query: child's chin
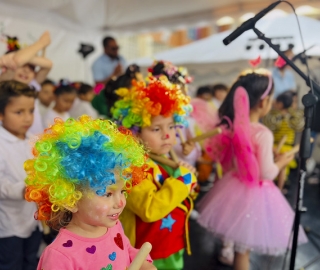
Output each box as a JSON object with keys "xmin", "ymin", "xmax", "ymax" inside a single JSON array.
[{"xmin": 155, "ymin": 149, "xmax": 170, "ymax": 156}]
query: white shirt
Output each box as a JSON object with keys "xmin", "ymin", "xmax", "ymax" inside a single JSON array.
[
  {"xmin": 0, "ymin": 126, "xmax": 39, "ymax": 238},
  {"xmin": 43, "ymin": 108, "xmax": 70, "ymax": 128},
  {"xmin": 28, "ymin": 80, "xmax": 44, "ymax": 135},
  {"xmin": 209, "ymin": 98, "xmax": 222, "ymax": 110},
  {"xmin": 37, "ymin": 99, "xmax": 49, "ymax": 118},
  {"xmin": 69, "ymin": 98, "xmax": 98, "ymax": 119},
  {"xmin": 29, "ymin": 100, "xmax": 44, "ymax": 135}
]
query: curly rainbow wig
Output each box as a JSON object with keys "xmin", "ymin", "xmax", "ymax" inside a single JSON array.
[
  {"xmin": 112, "ymin": 77, "xmax": 192, "ymax": 129},
  {"xmin": 24, "ymin": 115, "xmax": 147, "ymax": 221}
]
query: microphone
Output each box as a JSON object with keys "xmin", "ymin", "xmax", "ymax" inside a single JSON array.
[{"xmin": 223, "ymin": 1, "xmax": 282, "ymax": 46}]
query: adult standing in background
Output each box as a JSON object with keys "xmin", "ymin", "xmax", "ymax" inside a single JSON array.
[
  {"xmin": 92, "ymin": 36, "xmax": 126, "ymax": 85},
  {"xmin": 272, "ymin": 48, "xmax": 297, "ymax": 98}
]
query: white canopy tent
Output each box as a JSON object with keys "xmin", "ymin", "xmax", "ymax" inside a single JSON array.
[
  {"xmin": 132, "ymin": 15, "xmax": 320, "ymax": 96},
  {"xmin": 133, "ymin": 15, "xmax": 320, "ymax": 66},
  {"xmin": 0, "ymin": 0, "xmax": 260, "ymax": 31},
  {"xmin": 0, "ymin": 1, "xmax": 319, "ymax": 86}
]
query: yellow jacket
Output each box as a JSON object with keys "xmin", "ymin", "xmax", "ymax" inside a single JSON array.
[{"xmin": 120, "ymin": 158, "xmax": 197, "ymax": 259}]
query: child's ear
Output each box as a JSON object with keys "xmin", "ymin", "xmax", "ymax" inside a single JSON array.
[
  {"xmin": 0, "ymin": 113, "xmax": 3, "ymax": 122},
  {"xmin": 258, "ymin": 99, "xmax": 264, "ymax": 109},
  {"xmin": 260, "ymin": 96, "xmax": 269, "ymax": 108}
]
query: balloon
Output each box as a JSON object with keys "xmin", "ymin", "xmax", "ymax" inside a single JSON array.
[{"xmin": 78, "ymin": 43, "xmax": 94, "ymax": 58}]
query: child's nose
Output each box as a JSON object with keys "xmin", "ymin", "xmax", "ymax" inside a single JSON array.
[{"xmin": 114, "ymin": 196, "xmax": 124, "ymax": 209}]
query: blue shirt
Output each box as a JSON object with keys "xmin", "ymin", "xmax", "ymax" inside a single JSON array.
[
  {"xmin": 92, "ymin": 54, "xmax": 126, "ymax": 82},
  {"xmin": 272, "ymin": 68, "xmax": 296, "ymax": 98}
]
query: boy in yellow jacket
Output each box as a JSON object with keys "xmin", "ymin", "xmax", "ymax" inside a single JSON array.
[{"xmin": 113, "ymin": 77, "xmax": 197, "ymax": 270}]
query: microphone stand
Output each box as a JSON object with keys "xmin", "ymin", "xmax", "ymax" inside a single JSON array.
[{"xmin": 252, "ymin": 27, "xmax": 318, "ymax": 270}]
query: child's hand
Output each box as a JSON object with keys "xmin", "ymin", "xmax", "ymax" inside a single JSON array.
[
  {"xmin": 139, "ymin": 261, "xmax": 157, "ymax": 270},
  {"xmin": 0, "ymin": 52, "xmax": 17, "ymax": 71},
  {"xmin": 38, "ymin": 31, "xmax": 51, "ymax": 48},
  {"xmin": 178, "ymin": 160, "xmax": 197, "ymax": 175},
  {"xmin": 275, "ymin": 153, "xmax": 294, "ymax": 170},
  {"xmin": 112, "ymin": 63, "xmax": 122, "ymax": 77},
  {"xmin": 182, "ymin": 141, "xmax": 195, "ymax": 156}
]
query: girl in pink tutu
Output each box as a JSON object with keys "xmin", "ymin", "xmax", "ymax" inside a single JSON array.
[{"xmin": 197, "ymin": 69, "xmax": 308, "ymax": 270}]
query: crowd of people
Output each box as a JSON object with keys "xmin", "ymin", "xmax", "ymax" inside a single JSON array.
[{"xmin": 0, "ymin": 31, "xmax": 315, "ymax": 270}]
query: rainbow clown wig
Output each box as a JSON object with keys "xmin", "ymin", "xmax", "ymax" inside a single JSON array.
[
  {"xmin": 24, "ymin": 115, "xmax": 147, "ymax": 222},
  {"xmin": 112, "ymin": 77, "xmax": 192, "ymax": 130}
]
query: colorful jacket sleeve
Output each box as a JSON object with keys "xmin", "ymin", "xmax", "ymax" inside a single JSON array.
[{"xmin": 125, "ymin": 159, "xmax": 196, "ymax": 223}]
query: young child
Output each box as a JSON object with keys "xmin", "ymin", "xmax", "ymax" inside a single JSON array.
[
  {"xmin": 209, "ymin": 83, "xmax": 228, "ymax": 110},
  {"xmin": 37, "ymin": 79, "xmax": 55, "ymax": 117},
  {"xmin": 0, "ymin": 80, "xmax": 41, "ymax": 270},
  {"xmin": 69, "ymin": 82, "xmax": 98, "ymax": 119},
  {"xmin": 43, "ymin": 79, "xmax": 76, "ymax": 127},
  {"xmin": 112, "ymin": 78, "xmax": 198, "ymax": 270},
  {"xmin": 197, "ymin": 70, "xmax": 307, "ymax": 270},
  {"xmin": 24, "ymin": 115, "xmax": 155, "ymax": 270},
  {"xmin": 148, "ymin": 60, "xmax": 200, "ymax": 166},
  {"xmin": 92, "ymin": 64, "xmax": 142, "ymax": 119},
  {"xmin": 263, "ymin": 90, "xmax": 304, "ymax": 191},
  {"xmin": 0, "ymin": 32, "xmax": 52, "ymax": 134},
  {"xmin": 196, "ymin": 85, "xmax": 214, "ymax": 101}
]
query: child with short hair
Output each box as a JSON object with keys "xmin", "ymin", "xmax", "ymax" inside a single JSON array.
[
  {"xmin": 196, "ymin": 85, "xmax": 214, "ymax": 101},
  {"xmin": 69, "ymin": 82, "xmax": 98, "ymax": 119},
  {"xmin": 37, "ymin": 79, "xmax": 55, "ymax": 117},
  {"xmin": 263, "ymin": 90, "xmax": 304, "ymax": 191},
  {"xmin": 42, "ymin": 79, "xmax": 77, "ymax": 127},
  {"xmin": 113, "ymin": 78, "xmax": 198, "ymax": 270},
  {"xmin": 0, "ymin": 80, "xmax": 41, "ymax": 270},
  {"xmin": 25, "ymin": 116, "xmax": 155, "ymax": 270},
  {"xmin": 210, "ymin": 83, "xmax": 228, "ymax": 109}
]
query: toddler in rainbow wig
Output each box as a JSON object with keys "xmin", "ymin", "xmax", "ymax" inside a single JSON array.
[{"xmin": 24, "ymin": 115, "xmax": 155, "ymax": 270}]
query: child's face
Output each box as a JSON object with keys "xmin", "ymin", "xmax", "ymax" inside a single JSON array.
[
  {"xmin": 199, "ymin": 93, "xmax": 213, "ymax": 101},
  {"xmin": 260, "ymin": 94, "xmax": 274, "ymax": 118},
  {"xmin": 214, "ymin": 90, "xmax": 227, "ymax": 102},
  {"xmin": 0, "ymin": 96, "xmax": 35, "ymax": 139},
  {"xmin": 274, "ymin": 101, "xmax": 284, "ymax": 111},
  {"xmin": 73, "ymin": 180, "xmax": 126, "ymax": 229},
  {"xmin": 38, "ymin": 84, "xmax": 55, "ymax": 107},
  {"xmin": 292, "ymin": 96, "xmax": 298, "ymax": 110},
  {"xmin": 139, "ymin": 115, "xmax": 176, "ymax": 155},
  {"xmin": 54, "ymin": 92, "xmax": 76, "ymax": 113},
  {"xmin": 79, "ymin": 90, "xmax": 94, "ymax": 102},
  {"xmin": 13, "ymin": 65, "xmax": 35, "ymax": 85}
]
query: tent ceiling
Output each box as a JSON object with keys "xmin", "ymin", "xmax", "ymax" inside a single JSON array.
[{"xmin": 0, "ymin": 0, "xmax": 272, "ymax": 30}]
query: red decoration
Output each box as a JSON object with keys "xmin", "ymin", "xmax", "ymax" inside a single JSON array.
[
  {"xmin": 275, "ymin": 56, "xmax": 287, "ymax": 68},
  {"xmin": 249, "ymin": 56, "xmax": 261, "ymax": 68},
  {"xmin": 114, "ymin": 233, "xmax": 124, "ymax": 250}
]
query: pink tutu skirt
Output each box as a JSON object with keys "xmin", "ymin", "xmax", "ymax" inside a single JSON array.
[{"xmin": 197, "ymin": 172, "xmax": 308, "ymax": 255}]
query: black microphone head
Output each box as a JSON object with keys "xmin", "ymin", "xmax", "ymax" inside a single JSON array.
[{"xmin": 223, "ymin": 37, "xmax": 230, "ymax": 46}]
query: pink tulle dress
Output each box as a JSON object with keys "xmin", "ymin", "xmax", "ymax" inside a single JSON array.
[{"xmin": 197, "ymin": 87, "xmax": 308, "ymax": 255}]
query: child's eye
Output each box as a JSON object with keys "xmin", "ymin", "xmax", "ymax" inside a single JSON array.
[
  {"xmin": 15, "ymin": 111, "xmax": 22, "ymax": 115},
  {"xmin": 121, "ymin": 190, "xmax": 128, "ymax": 198},
  {"xmin": 169, "ymin": 125, "xmax": 175, "ymax": 129},
  {"xmin": 152, "ymin": 128, "xmax": 160, "ymax": 132},
  {"xmin": 103, "ymin": 192, "xmax": 112, "ymax": 198}
]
